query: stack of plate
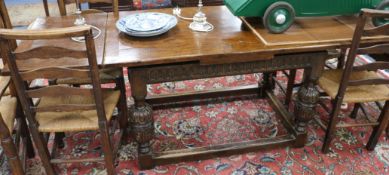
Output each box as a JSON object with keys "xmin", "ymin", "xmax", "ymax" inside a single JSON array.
[{"xmin": 116, "ymin": 12, "xmax": 177, "ymax": 37}]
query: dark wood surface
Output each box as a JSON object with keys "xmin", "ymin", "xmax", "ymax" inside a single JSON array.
[
  {"xmin": 13, "ymin": 6, "xmax": 389, "ymax": 69},
  {"xmin": 242, "ymin": 16, "xmax": 389, "ymax": 47},
  {"xmin": 104, "ymin": 6, "xmax": 269, "ymax": 68},
  {"xmin": 103, "ymin": 6, "xmax": 389, "ymax": 68}
]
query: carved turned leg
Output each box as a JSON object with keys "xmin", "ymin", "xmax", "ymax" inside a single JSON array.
[
  {"xmin": 294, "ymin": 81, "xmax": 319, "ymax": 147},
  {"xmin": 294, "ymin": 55, "xmax": 325, "ymax": 147},
  {"xmin": 128, "ymin": 69, "xmax": 154, "ymax": 170}
]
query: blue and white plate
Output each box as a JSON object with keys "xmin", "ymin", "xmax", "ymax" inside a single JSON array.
[
  {"xmin": 116, "ymin": 13, "xmax": 177, "ymax": 37},
  {"xmin": 124, "ymin": 12, "xmax": 170, "ymax": 32}
]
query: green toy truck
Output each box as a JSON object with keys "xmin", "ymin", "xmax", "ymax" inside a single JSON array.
[{"xmin": 224, "ymin": 0, "xmax": 389, "ymax": 33}]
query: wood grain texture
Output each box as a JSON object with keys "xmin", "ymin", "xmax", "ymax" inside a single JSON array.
[
  {"xmin": 16, "ymin": 6, "xmax": 389, "ymax": 69},
  {"xmin": 241, "ymin": 15, "xmax": 389, "ymax": 47},
  {"xmin": 3, "ymin": 13, "xmax": 107, "ymax": 74},
  {"xmin": 14, "ymin": 46, "xmax": 87, "ymax": 60},
  {"xmin": 20, "ymin": 67, "xmax": 89, "ymax": 81}
]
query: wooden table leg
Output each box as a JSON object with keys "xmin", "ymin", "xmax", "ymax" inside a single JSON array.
[
  {"xmin": 293, "ymin": 56, "xmax": 326, "ymax": 147},
  {"xmin": 128, "ymin": 68, "xmax": 154, "ymax": 170}
]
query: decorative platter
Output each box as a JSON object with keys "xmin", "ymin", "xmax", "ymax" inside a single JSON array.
[{"xmin": 116, "ymin": 12, "xmax": 177, "ymax": 37}]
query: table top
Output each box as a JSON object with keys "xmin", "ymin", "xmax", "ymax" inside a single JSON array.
[
  {"xmin": 105, "ymin": 6, "xmax": 389, "ymax": 68},
  {"xmin": 242, "ymin": 16, "xmax": 389, "ymax": 47},
  {"xmin": 12, "ymin": 6, "xmax": 389, "ymax": 70},
  {"xmin": 104, "ymin": 6, "xmax": 270, "ymax": 67}
]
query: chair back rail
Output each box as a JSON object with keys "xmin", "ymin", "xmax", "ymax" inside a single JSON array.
[
  {"xmin": 336, "ymin": 9, "xmax": 389, "ymax": 98},
  {"xmin": 14, "ymin": 46, "xmax": 87, "ymax": 60},
  {"xmin": 363, "ymin": 23, "xmax": 389, "ymax": 36},
  {"xmin": 58, "ymin": 0, "xmax": 119, "ymax": 18},
  {"xmin": 0, "ymin": 25, "xmax": 107, "ymax": 122},
  {"xmin": 357, "ymin": 44, "xmax": 389, "ymax": 55}
]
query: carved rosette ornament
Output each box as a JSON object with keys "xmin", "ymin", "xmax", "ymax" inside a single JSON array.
[
  {"xmin": 130, "ymin": 103, "xmax": 154, "ymax": 154},
  {"xmin": 294, "ymin": 83, "xmax": 319, "ymax": 133}
]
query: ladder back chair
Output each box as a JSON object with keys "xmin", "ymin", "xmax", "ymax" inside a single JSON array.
[
  {"xmin": 57, "ymin": 0, "xmax": 119, "ymax": 18},
  {"xmin": 0, "ymin": 26, "xmax": 128, "ymax": 175},
  {"xmin": 0, "ymin": 75, "xmax": 35, "ymax": 175},
  {"xmin": 318, "ymin": 9, "xmax": 389, "ymax": 153}
]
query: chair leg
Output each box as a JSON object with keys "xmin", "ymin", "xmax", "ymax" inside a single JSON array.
[
  {"xmin": 29, "ymin": 127, "xmax": 56, "ymax": 175},
  {"xmin": 55, "ymin": 132, "xmax": 65, "ymax": 149},
  {"xmin": 116, "ymin": 77, "xmax": 129, "ymax": 144},
  {"xmin": 16, "ymin": 101, "xmax": 35, "ymax": 158},
  {"xmin": 100, "ymin": 125, "xmax": 116, "ymax": 175},
  {"xmin": 386, "ymin": 124, "xmax": 389, "ymax": 138},
  {"xmin": 0, "ymin": 116, "xmax": 24, "ymax": 175},
  {"xmin": 322, "ymin": 98, "xmax": 343, "ymax": 153},
  {"xmin": 350, "ymin": 103, "xmax": 361, "ymax": 119},
  {"xmin": 366, "ymin": 101, "xmax": 389, "ymax": 150},
  {"xmin": 20, "ymin": 118, "xmax": 35, "ymax": 158},
  {"xmin": 285, "ymin": 69, "xmax": 297, "ymax": 107}
]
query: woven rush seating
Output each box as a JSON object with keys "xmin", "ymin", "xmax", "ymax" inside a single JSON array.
[
  {"xmin": 36, "ymin": 89, "xmax": 120, "ymax": 132},
  {"xmin": 319, "ymin": 69, "xmax": 389, "ymax": 103}
]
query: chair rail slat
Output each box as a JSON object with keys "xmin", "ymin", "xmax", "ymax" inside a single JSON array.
[
  {"xmin": 361, "ymin": 8, "xmax": 389, "ymax": 17},
  {"xmin": 357, "ymin": 44, "xmax": 389, "ymax": 55},
  {"xmin": 32, "ymin": 104, "xmax": 96, "ymax": 112},
  {"xmin": 348, "ymin": 78, "xmax": 389, "ymax": 86},
  {"xmin": 14, "ymin": 46, "xmax": 87, "ymax": 60},
  {"xmin": 363, "ymin": 23, "xmax": 389, "ymax": 36},
  {"xmin": 20, "ymin": 67, "xmax": 90, "ymax": 81},
  {"xmin": 26, "ymin": 85, "xmax": 93, "ymax": 98},
  {"xmin": 353, "ymin": 62, "xmax": 389, "ymax": 72},
  {"xmin": 0, "ymin": 25, "xmax": 91, "ymax": 40}
]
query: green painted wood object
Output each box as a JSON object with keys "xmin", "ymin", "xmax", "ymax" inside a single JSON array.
[{"xmin": 225, "ymin": 0, "xmax": 389, "ymax": 33}]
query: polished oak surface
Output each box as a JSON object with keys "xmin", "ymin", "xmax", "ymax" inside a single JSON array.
[
  {"xmin": 11, "ymin": 6, "xmax": 389, "ymax": 70},
  {"xmin": 104, "ymin": 6, "xmax": 268, "ymax": 68},
  {"xmin": 242, "ymin": 15, "xmax": 389, "ymax": 47},
  {"xmin": 104, "ymin": 6, "xmax": 389, "ymax": 68}
]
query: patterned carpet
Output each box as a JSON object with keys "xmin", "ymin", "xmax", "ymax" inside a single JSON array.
[{"xmin": 0, "ymin": 56, "xmax": 388, "ymax": 175}]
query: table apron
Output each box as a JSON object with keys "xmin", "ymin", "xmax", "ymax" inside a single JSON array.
[{"xmin": 128, "ymin": 51, "xmax": 329, "ymax": 84}]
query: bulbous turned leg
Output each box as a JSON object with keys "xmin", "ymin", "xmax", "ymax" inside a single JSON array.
[
  {"xmin": 294, "ymin": 82, "xmax": 319, "ymax": 147},
  {"xmin": 130, "ymin": 103, "xmax": 154, "ymax": 169},
  {"xmin": 128, "ymin": 68, "xmax": 154, "ymax": 170}
]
